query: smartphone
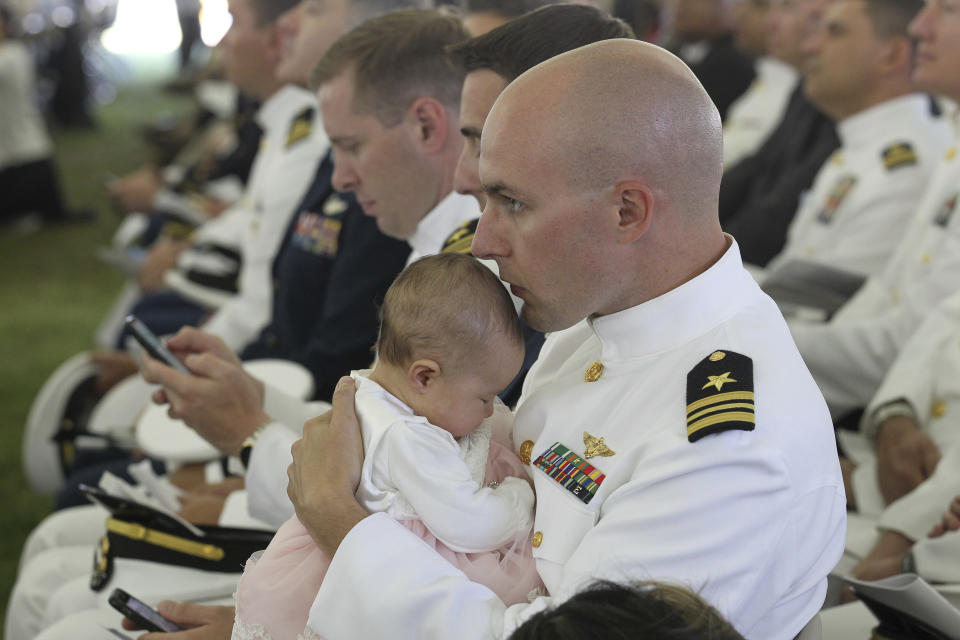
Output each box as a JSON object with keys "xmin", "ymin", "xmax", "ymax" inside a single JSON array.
[
  {"xmin": 108, "ymin": 588, "xmax": 183, "ymax": 633},
  {"xmin": 124, "ymin": 315, "xmax": 190, "ymax": 374}
]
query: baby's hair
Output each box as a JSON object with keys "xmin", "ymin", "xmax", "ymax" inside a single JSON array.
[{"xmin": 378, "ymin": 253, "xmax": 523, "ymax": 370}]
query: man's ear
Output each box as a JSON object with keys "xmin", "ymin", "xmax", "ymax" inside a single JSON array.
[
  {"xmin": 407, "ymin": 359, "xmax": 441, "ymax": 391},
  {"xmin": 406, "ymin": 97, "xmax": 449, "ymax": 152},
  {"xmin": 612, "ymin": 181, "xmax": 654, "ymax": 244},
  {"xmin": 880, "ymin": 36, "xmax": 913, "ymax": 75}
]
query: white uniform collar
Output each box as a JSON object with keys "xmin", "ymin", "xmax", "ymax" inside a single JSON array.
[
  {"xmin": 587, "ymin": 236, "xmax": 756, "ymax": 363},
  {"xmin": 254, "ymin": 84, "xmax": 316, "ymax": 131},
  {"xmin": 406, "ymin": 191, "xmax": 481, "ymax": 262},
  {"xmin": 756, "ymin": 57, "xmax": 798, "ymax": 87},
  {"xmin": 837, "ymin": 93, "xmax": 930, "ymax": 150}
]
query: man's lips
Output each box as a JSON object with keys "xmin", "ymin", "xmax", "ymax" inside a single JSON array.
[{"xmin": 509, "ymin": 283, "xmax": 527, "ymax": 298}]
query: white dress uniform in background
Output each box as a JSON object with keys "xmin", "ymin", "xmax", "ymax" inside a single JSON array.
[
  {"xmin": 244, "ymin": 190, "xmax": 480, "ymax": 526},
  {"xmin": 837, "ymin": 289, "xmax": 960, "ymax": 516},
  {"xmin": 199, "ymin": 84, "xmax": 328, "ymax": 352},
  {"xmin": 305, "ymin": 239, "xmax": 846, "ymax": 640},
  {"xmin": 765, "ymin": 93, "xmax": 950, "ymax": 278},
  {"xmin": 722, "ymin": 57, "xmax": 798, "ymax": 169},
  {"xmin": 789, "ymin": 127, "xmax": 960, "ymax": 417}
]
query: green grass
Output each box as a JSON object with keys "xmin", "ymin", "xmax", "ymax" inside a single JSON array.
[{"xmin": 0, "ymin": 62, "xmax": 192, "ymax": 629}]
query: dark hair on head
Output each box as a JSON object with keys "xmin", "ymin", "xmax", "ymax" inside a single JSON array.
[
  {"xmin": 248, "ymin": 0, "xmax": 300, "ymax": 25},
  {"xmin": 861, "ymin": 0, "xmax": 924, "ymax": 39},
  {"xmin": 310, "ymin": 9, "xmax": 470, "ymax": 125},
  {"xmin": 348, "ymin": 0, "xmax": 435, "ymax": 26},
  {"xmin": 377, "ymin": 253, "xmax": 524, "ymax": 370},
  {"xmin": 447, "ymin": 4, "xmax": 635, "ymax": 82},
  {"xmin": 461, "ymin": 0, "xmax": 559, "ymax": 18},
  {"xmin": 508, "ymin": 580, "xmax": 746, "ymax": 640}
]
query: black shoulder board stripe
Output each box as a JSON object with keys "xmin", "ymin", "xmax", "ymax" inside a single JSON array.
[
  {"xmin": 441, "ymin": 218, "xmax": 478, "ymax": 255},
  {"xmin": 686, "ymin": 350, "xmax": 755, "ymax": 442}
]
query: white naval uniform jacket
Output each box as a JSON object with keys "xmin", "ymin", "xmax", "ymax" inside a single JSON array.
[
  {"xmin": 242, "ymin": 191, "xmax": 480, "ymax": 527},
  {"xmin": 303, "ymin": 239, "xmax": 847, "ymax": 640},
  {"xmin": 201, "ymin": 85, "xmax": 328, "ymax": 351},
  {"xmin": 845, "ymin": 290, "xmax": 960, "ymax": 516},
  {"xmin": 767, "ymin": 93, "xmax": 950, "ymax": 279},
  {"xmin": 789, "ymin": 136, "xmax": 960, "ymax": 417}
]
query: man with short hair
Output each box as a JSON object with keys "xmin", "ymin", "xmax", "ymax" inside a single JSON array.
[
  {"xmin": 719, "ymin": 0, "xmax": 841, "ymax": 266},
  {"xmin": 762, "ymin": 0, "xmax": 949, "ymax": 279},
  {"xmin": 786, "ymin": 0, "xmax": 960, "ymax": 423},
  {"xmin": 281, "ymin": 39, "xmax": 844, "ymax": 640},
  {"xmin": 459, "ymin": 0, "xmax": 560, "ymax": 35}
]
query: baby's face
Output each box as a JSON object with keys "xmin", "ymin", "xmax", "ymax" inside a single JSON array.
[{"xmin": 418, "ymin": 334, "xmax": 525, "ymax": 438}]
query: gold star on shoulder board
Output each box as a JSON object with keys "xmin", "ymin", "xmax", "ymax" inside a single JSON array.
[
  {"xmin": 583, "ymin": 432, "xmax": 615, "ymax": 459},
  {"xmin": 702, "ymin": 372, "xmax": 736, "ymax": 391}
]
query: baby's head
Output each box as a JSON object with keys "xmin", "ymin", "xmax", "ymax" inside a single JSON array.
[{"xmin": 375, "ymin": 253, "xmax": 525, "ymax": 437}]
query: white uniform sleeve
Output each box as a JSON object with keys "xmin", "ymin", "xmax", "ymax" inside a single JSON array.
[
  {"xmin": 245, "ymin": 422, "xmax": 298, "ymax": 527},
  {"xmin": 879, "ymin": 441, "xmax": 960, "ymax": 541},
  {"xmin": 384, "ymin": 422, "xmax": 534, "ymax": 553}
]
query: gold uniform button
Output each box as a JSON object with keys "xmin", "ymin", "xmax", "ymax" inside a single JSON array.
[
  {"xmin": 519, "ymin": 440, "xmax": 535, "ymax": 466},
  {"xmin": 932, "ymin": 400, "xmax": 946, "ymax": 418},
  {"xmin": 947, "ymin": 148, "xmax": 957, "ymax": 161},
  {"xmin": 709, "ymin": 351, "xmax": 726, "ymax": 362},
  {"xmin": 584, "ymin": 361, "xmax": 604, "ymax": 382},
  {"xmin": 532, "ymin": 531, "xmax": 543, "ymax": 548},
  {"xmin": 922, "ymin": 253, "xmax": 931, "ymax": 264}
]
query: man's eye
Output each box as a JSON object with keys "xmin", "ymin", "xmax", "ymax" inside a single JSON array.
[{"xmin": 506, "ymin": 197, "xmax": 525, "ymax": 213}]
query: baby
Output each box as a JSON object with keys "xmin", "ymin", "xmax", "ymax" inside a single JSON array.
[{"xmin": 233, "ymin": 253, "xmax": 540, "ymax": 640}]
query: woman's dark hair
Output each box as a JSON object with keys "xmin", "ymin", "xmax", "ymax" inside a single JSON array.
[{"xmin": 509, "ymin": 580, "xmax": 746, "ymax": 640}]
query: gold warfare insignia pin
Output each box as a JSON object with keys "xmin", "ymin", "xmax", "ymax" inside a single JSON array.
[
  {"xmin": 323, "ymin": 195, "xmax": 348, "ymax": 216},
  {"xmin": 584, "ymin": 361, "xmax": 604, "ymax": 382},
  {"xmin": 583, "ymin": 432, "xmax": 615, "ymax": 459},
  {"xmin": 686, "ymin": 350, "xmax": 755, "ymax": 442},
  {"xmin": 519, "ymin": 440, "xmax": 535, "ymax": 465},
  {"xmin": 882, "ymin": 142, "xmax": 918, "ymax": 171},
  {"xmin": 286, "ymin": 107, "xmax": 315, "ymax": 148},
  {"xmin": 441, "ymin": 219, "xmax": 478, "ymax": 255}
]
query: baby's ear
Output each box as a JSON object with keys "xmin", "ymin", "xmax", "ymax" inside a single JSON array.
[{"xmin": 408, "ymin": 359, "xmax": 441, "ymax": 391}]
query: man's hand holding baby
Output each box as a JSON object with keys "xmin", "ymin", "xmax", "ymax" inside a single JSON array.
[{"xmin": 287, "ymin": 376, "xmax": 369, "ymax": 556}]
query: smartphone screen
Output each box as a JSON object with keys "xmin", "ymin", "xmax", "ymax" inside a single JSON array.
[
  {"xmin": 109, "ymin": 588, "xmax": 183, "ymax": 633},
  {"xmin": 124, "ymin": 315, "xmax": 190, "ymax": 374}
]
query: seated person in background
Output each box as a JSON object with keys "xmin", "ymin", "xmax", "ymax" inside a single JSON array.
[
  {"xmin": 784, "ymin": 0, "xmax": 960, "ymax": 420},
  {"xmin": 668, "ymin": 0, "xmax": 756, "ymax": 121},
  {"xmin": 841, "ymin": 288, "xmax": 960, "ymax": 516},
  {"xmin": 508, "ymin": 580, "xmax": 745, "ymax": 640},
  {"xmin": 759, "ymin": 0, "xmax": 949, "ymax": 280},
  {"xmin": 234, "ymin": 254, "xmax": 540, "ymax": 640},
  {"xmin": 719, "ymin": 0, "xmax": 840, "ymax": 267},
  {"xmin": 721, "ymin": 0, "xmax": 799, "ymax": 168}
]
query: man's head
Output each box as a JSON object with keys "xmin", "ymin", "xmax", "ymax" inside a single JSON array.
[
  {"xmin": 376, "ymin": 253, "xmax": 525, "ymax": 437},
  {"xmin": 221, "ymin": 0, "xmax": 299, "ymax": 99},
  {"xmin": 447, "ymin": 4, "xmax": 635, "ymax": 204},
  {"xmin": 276, "ymin": 0, "xmax": 431, "ymax": 86},
  {"xmin": 733, "ymin": 0, "xmax": 772, "ymax": 56},
  {"xmin": 802, "ymin": 0, "xmax": 922, "ymax": 120},
  {"xmin": 765, "ymin": 0, "xmax": 829, "ymax": 69},
  {"xmin": 312, "ymin": 10, "xmax": 470, "ymax": 239},
  {"xmin": 460, "ymin": 0, "xmax": 561, "ymax": 35},
  {"xmin": 473, "ymin": 39, "xmax": 725, "ymax": 332},
  {"xmin": 909, "ymin": 0, "xmax": 960, "ymax": 100}
]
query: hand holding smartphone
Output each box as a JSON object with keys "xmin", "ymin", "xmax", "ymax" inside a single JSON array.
[
  {"xmin": 108, "ymin": 588, "xmax": 183, "ymax": 633},
  {"xmin": 124, "ymin": 315, "xmax": 190, "ymax": 374}
]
